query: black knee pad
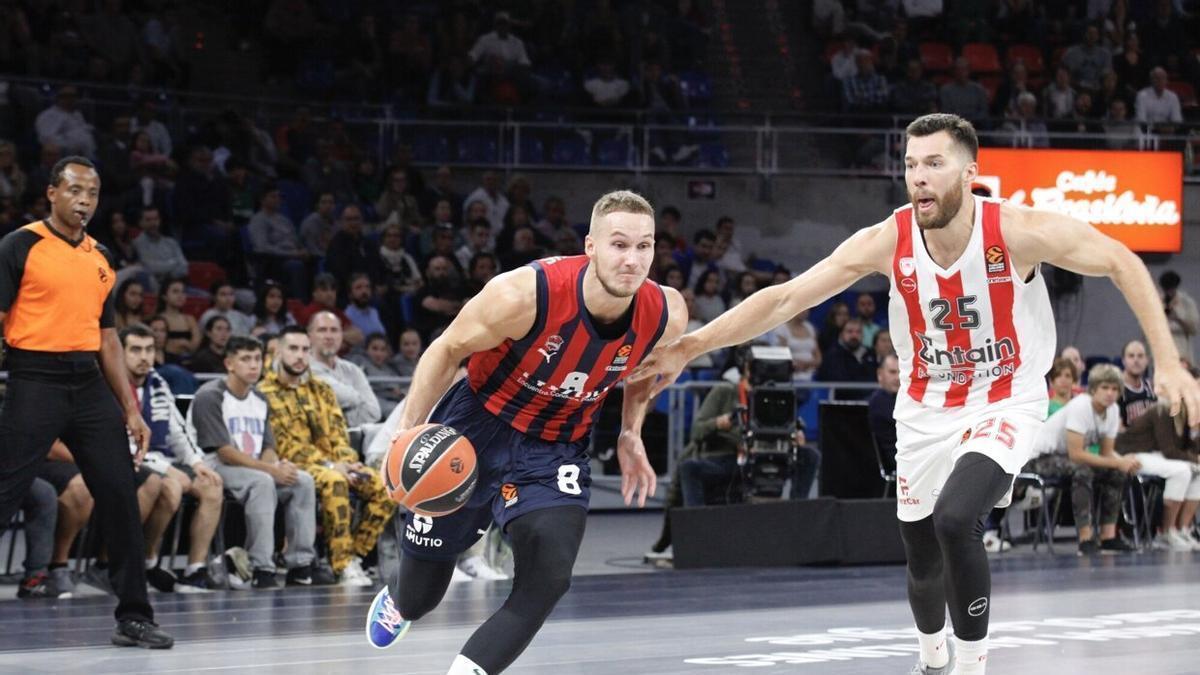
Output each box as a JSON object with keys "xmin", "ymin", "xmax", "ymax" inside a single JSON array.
[
  {"xmin": 933, "ymin": 452, "xmax": 1012, "ymax": 545},
  {"xmin": 508, "ymin": 506, "xmax": 586, "ymax": 612},
  {"xmin": 395, "ymin": 554, "xmax": 456, "ymax": 621},
  {"xmin": 932, "ymin": 498, "xmax": 983, "ymax": 546},
  {"xmin": 899, "ymin": 517, "xmax": 942, "ymax": 579}
]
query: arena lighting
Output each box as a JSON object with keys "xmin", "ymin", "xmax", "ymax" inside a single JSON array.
[{"xmin": 975, "ymin": 148, "xmax": 1183, "ymax": 253}]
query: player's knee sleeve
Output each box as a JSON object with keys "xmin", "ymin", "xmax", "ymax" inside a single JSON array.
[
  {"xmin": 508, "ymin": 506, "xmax": 586, "ymax": 614},
  {"xmin": 932, "ymin": 498, "xmax": 982, "ymax": 546},
  {"xmin": 934, "ymin": 452, "xmax": 1012, "ymax": 547},
  {"xmin": 899, "ymin": 517, "xmax": 941, "ymax": 580},
  {"xmin": 395, "ymin": 554, "xmax": 456, "ymax": 621}
]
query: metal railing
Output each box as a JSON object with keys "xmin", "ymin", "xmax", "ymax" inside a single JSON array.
[{"xmin": 8, "ymin": 75, "xmax": 1198, "ymax": 182}]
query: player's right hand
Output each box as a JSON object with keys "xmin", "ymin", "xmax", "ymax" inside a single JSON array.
[
  {"xmin": 629, "ymin": 339, "xmax": 690, "ymax": 399},
  {"xmin": 1154, "ymin": 363, "xmax": 1200, "ymax": 430}
]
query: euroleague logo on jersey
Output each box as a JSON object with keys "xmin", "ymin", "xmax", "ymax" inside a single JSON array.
[
  {"xmin": 608, "ymin": 344, "xmax": 634, "ymax": 372},
  {"xmin": 985, "ymin": 245, "xmax": 1007, "ymax": 275},
  {"xmin": 502, "ymin": 483, "xmax": 519, "ymax": 507},
  {"xmin": 538, "ymin": 334, "xmax": 565, "ymax": 363}
]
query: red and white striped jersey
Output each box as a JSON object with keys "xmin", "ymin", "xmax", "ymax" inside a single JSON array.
[{"xmin": 888, "ymin": 196, "xmax": 1055, "ymax": 429}]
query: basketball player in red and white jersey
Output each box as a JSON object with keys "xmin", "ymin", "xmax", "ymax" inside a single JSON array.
[
  {"xmin": 365, "ymin": 190, "xmax": 687, "ymax": 674},
  {"xmin": 631, "ymin": 114, "xmax": 1200, "ymax": 675}
]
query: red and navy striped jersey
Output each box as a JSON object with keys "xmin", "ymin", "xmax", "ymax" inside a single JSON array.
[{"xmin": 467, "ymin": 255, "xmax": 670, "ymax": 442}]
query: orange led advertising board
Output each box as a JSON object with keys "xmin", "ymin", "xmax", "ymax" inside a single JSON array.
[{"xmin": 975, "ymin": 148, "xmax": 1183, "ymax": 253}]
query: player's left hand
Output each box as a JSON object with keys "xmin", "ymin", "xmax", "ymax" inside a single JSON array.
[
  {"xmin": 617, "ymin": 430, "xmax": 657, "ymax": 507},
  {"xmin": 1154, "ymin": 364, "xmax": 1200, "ymax": 429},
  {"xmin": 628, "ymin": 339, "xmax": 690, "ymax": 399},
  {"xmin": 126, "ymin": 410, "xmax": 150, "ymax": 466}
]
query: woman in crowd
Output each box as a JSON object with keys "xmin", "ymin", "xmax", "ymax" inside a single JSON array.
[
  {"xmin": 1047, "ymin": 357, "xmax": 1079, "ymax": 416},
  {"xmin": 776, "ymin": 309, "xmax": 821, "ymax": 381},
  {"xmin": 156, "ymin": 277, "xmax": 200, "ymax": 360},
  {"xmin": 187, "ymin": 315, "xmax": 232, "ymax": 374},
  {"xmin": 818, "ymin": 301, "xmax": 850, "ymax": 353},
  {"xmin": 727, "ymin": 271, "xmax": 758, "ymax": 308},
  {"xmin": 692, "ymin": 269, "xmax": 727, "ymax": 324},
  {"xmin": 114, "ymin": 278, "xmax": 147, "ymax": 331},
  {"xmin": 252, "ymin": 280, "xmax": 296, "ymax": 335}
]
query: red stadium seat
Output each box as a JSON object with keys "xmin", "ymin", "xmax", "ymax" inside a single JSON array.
[
  {"xmin": 963, "ymin": 43, "xmax": 1001, "ymax": 74},
  {"xmin": 1167, "ymin": 81, "xmax": 1197, "ymax": 107},
  {"xmin": 1006, "ymin": 44, "xmax": 1045, "ymax": 74},
  {"xmin": 187, "ymin": 261, "xmax": 226, "ymax": 292},
  {"xmin": 919, "ymin": 42, "xmax": 953, "ymax": 72},
  {"xmin": 182, "ymin": 296, "xmax": 209, "ymax": 321}
]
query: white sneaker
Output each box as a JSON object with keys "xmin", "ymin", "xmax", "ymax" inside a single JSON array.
[
  {"xmin": 449, "ymin": 566, "xmax": 473, "ymax": 584},
  {"xmin": 339, "ymin": 557, "xmax": 373, "ymax": 586},
  {"xmin": 644, "ymin": 546, "xmax": 673, "ymax": 563},
  {"xmin": 1187, "ymin": 530, "xmax": 1200, "ymax": 551},
  {"xmin": 982, "ymin": 531, "xmax": 1012, "ymax": 553},
  {"xmin": 1167, "ymin": 530, "xmax": 1197, "ymax": 552},
  {"xmin": 457, "ymin": 554, "xmax": 509, "ymax": 581}
]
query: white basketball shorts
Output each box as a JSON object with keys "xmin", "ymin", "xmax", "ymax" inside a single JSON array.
[{"xmin": 895, "ymin": 408, "xmax": 1044, "ymax": 522}]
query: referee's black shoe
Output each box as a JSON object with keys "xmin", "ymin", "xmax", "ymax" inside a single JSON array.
[{"xmin": 112, "ymin": 619, "xmax": 175, "ymax": 649}]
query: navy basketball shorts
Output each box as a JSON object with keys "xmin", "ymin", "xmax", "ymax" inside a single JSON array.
[{"xmin": 400, "ymin": 379, "xmax": 592, "ymax": 562}]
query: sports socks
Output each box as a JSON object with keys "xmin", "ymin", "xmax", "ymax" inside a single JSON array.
[
  {"xmin": 446, "ymin": 654, "xmax": 487, "ymax": 674},
  {"xmin": 955, "ymin": 635, "xmax": 988, "ymax": 674},
  {"xmin": 917, "ymin": 627, "xmax": 949, "ymax": 668}
]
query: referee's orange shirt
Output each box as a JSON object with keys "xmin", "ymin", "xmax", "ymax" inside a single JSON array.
[{"xmin": 0, "ymin": 221, "xmax": 117, "ymax": 352}]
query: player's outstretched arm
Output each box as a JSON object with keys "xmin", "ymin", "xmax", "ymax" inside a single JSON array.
[
  {"xmin": 397, "ymin": 268, "xmax": 537, "ymax": 432},
  {"xmin": 630, "ymin": 219, "xmax": 896, "ymax": 397},
  {"xmin": 1008, "ymin": 206, "xmax": 1200, "ymax": 427},
  {"xmin": 617, "ymin": 286, "xmax": 689, "ymax": 507}
]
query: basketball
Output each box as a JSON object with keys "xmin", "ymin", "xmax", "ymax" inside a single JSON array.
[{"xmin": 383, "ymin": 423, "xmax": 478, "ymax": 517}]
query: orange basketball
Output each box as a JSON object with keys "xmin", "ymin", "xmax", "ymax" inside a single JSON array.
[{"xmin": 383, "ymin": 423, "xmax": 478, "ymax": 517}]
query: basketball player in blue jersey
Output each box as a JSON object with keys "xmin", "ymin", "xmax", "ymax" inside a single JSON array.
[
  {"xmin": 631, "ymin": 114, "xmax": 1200, "ymax": 674},
  {"xmin": 366, "ymin": 190, "xmax": 687, "ymax": 674}
]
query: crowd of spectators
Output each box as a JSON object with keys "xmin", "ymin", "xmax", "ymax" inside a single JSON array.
[
  {"xmin": 816, "ymin": 1, "xmax": 1200, "ymax": 148},
  {"xmin": 246, "ymin": 0, "xmax": 711, "ymax": 110},
  {"xmin": 0, "ymin": 0, "xmax": 189, "ymax": 89}
]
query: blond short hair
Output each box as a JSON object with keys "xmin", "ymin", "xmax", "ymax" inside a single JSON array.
[
  {"xmin": 589, "ymin": 190, "xmax": 654, "ymax": 233},
  {"xmin": 1087, "ymin": 363, "xmax": 1122, "ymax": 394}
]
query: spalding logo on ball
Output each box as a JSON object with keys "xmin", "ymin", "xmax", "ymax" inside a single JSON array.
[{"xmin": 384, "ymin": 423, "xmax": 478, "ymax": 517}]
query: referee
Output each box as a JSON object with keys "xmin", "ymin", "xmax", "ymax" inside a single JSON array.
[{"xmin": 0, "ymin": 157, "xmax": 173, "ymax": 649}]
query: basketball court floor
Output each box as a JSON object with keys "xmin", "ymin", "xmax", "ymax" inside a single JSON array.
[{"xmin": 1, "ymin": 512, "xmax": 1198, "ymax": 674}]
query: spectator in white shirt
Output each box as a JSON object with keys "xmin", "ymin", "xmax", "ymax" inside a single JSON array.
[
  {"xmin": 1135, "ymin": 67, "xmax": 1183, "ymax": 128},
  {"xmin": 584, "ymin": 59, "xmax": 631, "ymax": 107},
  {"xmin": 830, "ymin": 36, "xmax": 859, "ymax": 82},
  {"xmin": 34, "ymin": 86, "xmax": 96, "ymax": 158},
  {"xmin": 468, "ymin": 12, "xmax": 530, "ymax": 70},
  {"xmin": 1024, "ymin": 364, "xmax": 1141, "ymax": 555}
]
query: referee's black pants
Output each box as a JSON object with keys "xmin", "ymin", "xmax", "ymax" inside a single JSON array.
[{"xmin": 0, "ymin": 350, "xmax": 153, "ymax": 622}]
